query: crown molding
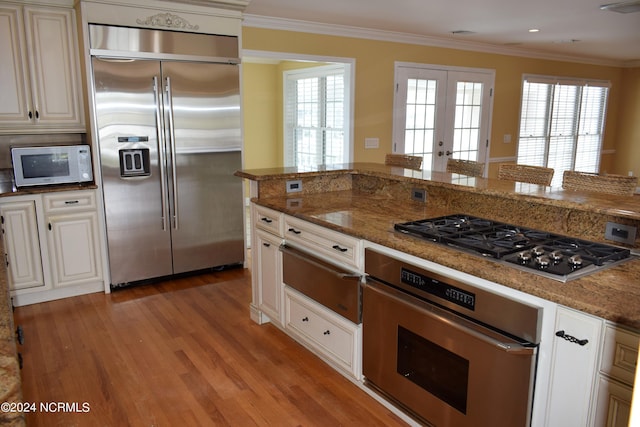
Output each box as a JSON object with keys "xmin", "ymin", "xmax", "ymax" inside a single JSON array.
[{"xmin": 243, "ymin": 14, "xmax": 636, "ymax": 68}]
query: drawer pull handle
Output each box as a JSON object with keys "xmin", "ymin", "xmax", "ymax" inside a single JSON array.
[
  {"xmin": 323, "ymin": 330, "xmax": 331, "ymax": 335},
  {"xmin": 302, "ymin": 317, "xmax": 309, "ymax": 322},
  {"xmin": 260, "ymin": 217, "xmax": 273, "ymax": 223},
  {"xmin": 288, "ymin": 228, "xmax": 301, "ymax": 235},
  {"xmin": 332, "ymin": 244, "xmax": 348, "ymax": 252},
  {"xmin": 262, "ymin": 242, "xmax": 271, "ymax": 248},
  {"xmin": 555, "ymin": 330, "xmax": 589, "ymax": 346},
  {"xmin": 64, "ymin": 200, "xmax": 80, "ymax": 205}
]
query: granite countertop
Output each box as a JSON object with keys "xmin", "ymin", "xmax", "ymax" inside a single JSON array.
[
  {"xmin": 236, "ymin": 163, "xmax": 640, "ymax": 221},
  {"xmin": 0, "ymin": 168, "xmax": 97, "ymax": 197},
  {"xmin": 236, "ymin": 164, "xmax": 640, "ymax": 330},
  {"xmin": 0, "ymin": 233, "xmax": 24, "ymax": 426},
  {"xmin": 251, "ymin": 188, "xmax": 640, "ymax": 331}
]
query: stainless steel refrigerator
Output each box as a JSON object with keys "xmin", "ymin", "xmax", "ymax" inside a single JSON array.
[{"xmin": 90, "ymin": 25, "xmax": 244, "ymax": 287}]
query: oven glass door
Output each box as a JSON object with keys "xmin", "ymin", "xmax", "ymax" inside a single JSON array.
[{"xmin": 363, "ymin": 279, "xmax": 537, "ymax": 427}]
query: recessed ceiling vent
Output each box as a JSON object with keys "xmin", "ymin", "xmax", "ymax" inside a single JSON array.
[{"xmin": 600, "ymin": 0, "xmax": 640, "ymax": 13}]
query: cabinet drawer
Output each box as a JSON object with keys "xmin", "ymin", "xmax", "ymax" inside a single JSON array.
[
  {"xmin": 43, "ymin": 191, "xmax": 96, "ymax": 213},
  {"xmin": 283, "ymin": 216, "xmax": 362, "ymax": 270},
  {"xmin": 600, "ymin": 324, "xmax": 639, "ymax": 386},
  {"xmin": 285, "ymin": 287, "xmax": 360, "ymax": 377},
  {"xmin": 253, "ymin": 204, "xmax": 283, "ymax": 236}
]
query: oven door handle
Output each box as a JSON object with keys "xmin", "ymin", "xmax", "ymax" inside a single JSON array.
[
  {"xmin": 364, "ymin": 280, "xmax": 536, "ymax": 355},
  {"xmin": 279, "ymin": 245, "xmax": 361, "ymax": 280}
]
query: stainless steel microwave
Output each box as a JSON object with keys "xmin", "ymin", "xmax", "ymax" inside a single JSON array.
[{"xmin": 11, "ymin": 145, "xmax": 93, "ymax": 187}]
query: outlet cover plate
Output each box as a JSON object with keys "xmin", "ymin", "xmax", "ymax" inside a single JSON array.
[
  {"xmin": 411, "ymin": 188, "xmax": 427, "ymax": 203},
  {"xmin": 605, "ymin": 222, "xmax": 637, "ymax": 245},
  {"xmin": 286, "ymin": 179, "xmax": 303, "ymax": 193}
]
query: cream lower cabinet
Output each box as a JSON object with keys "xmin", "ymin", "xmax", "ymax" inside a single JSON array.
[
  {"xmin": 285, "ymin": 286, "xmax": 362, "ymax": 380},
  {"xmin": 593, "ymin": 324, "xmax": 639, "ymax": 427},
  {"xmin": 0, "ymin": 3, "xmax": 84, "ymax": 133},
  {"xmin": 545, "ymin": 306, "xmax": 604, "ymax": 427},
  {"xmin": 250, "ymin": 204, "xmax": 284, "ymax": 326},
  {"xmin": 0, "ymin": 200, "xmax": 45, "ymax": 291},
  {"xmin": 254, "ymin": 229, "xmax": 283, "ymax": 325},
  {"xmin": 0, "ymin": 190, "xmax": 104, "ymax": 306},
  {"xmin": 43, "ymin": 191, "xmax": 102, "ymax": 289}
]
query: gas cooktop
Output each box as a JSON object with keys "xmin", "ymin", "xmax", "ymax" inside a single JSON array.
[{"xmin": 394, "ymin": 214, "xmax": 633, "ymax": 282}]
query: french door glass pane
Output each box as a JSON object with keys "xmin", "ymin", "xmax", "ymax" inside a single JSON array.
[
  {"xmin": 404, "ymin": 78, "xmax": 437, "ymax": 158},
  {"xmin": 452, "ymin": 82, "xmax": 483, "ymax": 161}
]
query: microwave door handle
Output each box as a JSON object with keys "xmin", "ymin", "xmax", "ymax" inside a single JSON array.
[
  {"xmin": 153, "ymin": 76, "xmax": 169, "ymax": 231},
  {"xmin": 165, "ymin": 76, "xmax": 179, "ymax": 230}
]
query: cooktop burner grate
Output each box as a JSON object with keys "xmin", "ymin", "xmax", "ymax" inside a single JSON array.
[{"xmin": 394, "ymin": 214, "xmax": 632, "ymax": 281}]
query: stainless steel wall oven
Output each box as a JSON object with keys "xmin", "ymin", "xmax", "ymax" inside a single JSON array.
[{"xmin": 363, "ymin": 248, "xmax": 543, "ymax": 426}]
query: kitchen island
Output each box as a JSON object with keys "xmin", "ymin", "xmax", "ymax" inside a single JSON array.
[{"xmin": 236, "ymin": 162, "xmax": 640, "ymax": 329}]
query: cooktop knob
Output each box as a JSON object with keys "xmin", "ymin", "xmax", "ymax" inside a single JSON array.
[
  {"xmin": 549, "ymin": 250, "xmax": 564, "ymax": 262},
  {"xmin": 517, "ymin": 251, "xmax": 532, "ymax": 264},
  {"xmin": 532, "ymin": 246, "xmax": 545, "ymax": 257},
  {"xmin": 535, "ymin": 255, "xmax": 551, "ymax": 268},
  {"xmin": 568, "ymin": 254, "xmax": 583, "ymax": 266}
]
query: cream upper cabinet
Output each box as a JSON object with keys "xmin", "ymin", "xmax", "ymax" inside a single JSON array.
[{"xmin": 0, "ymin": 3, "xmax": 84, "ymax": 133}]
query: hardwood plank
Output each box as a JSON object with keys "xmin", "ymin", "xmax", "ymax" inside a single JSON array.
[{"xmin": 13, "ymin": 267, "xmax": 408, "ymax": 426}]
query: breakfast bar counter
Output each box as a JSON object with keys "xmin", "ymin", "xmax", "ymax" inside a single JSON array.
[{"xmin": 236, "ymin": 163, "xmax": 640, "ymax": 330}]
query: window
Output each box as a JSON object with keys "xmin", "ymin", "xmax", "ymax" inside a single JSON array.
[
  {"xmin": 284, "ymin": 64, "xmax": 350, "ymax": 170},
  {"xmin": 393, "ymin": 63, "xmax": 494, "ymax": 173},
  {"xmin": 517, "ymin": 75, "xmax": 610, "ymax": 187}
]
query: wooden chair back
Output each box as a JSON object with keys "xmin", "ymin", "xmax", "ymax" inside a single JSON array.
[
  {"xmin": 446, "ymin": 158, "xmax": 485, "ymax": 177},
  {"xmin": 498, "ymin": 164, "xmax": 554, "ymax": 186},
  {"xmin": 385, "ymin": 154, "xmax": 423, "ymax": 170},
  {"xmin": 562, "ymin": 171, "xmax": 638, "ymax": 196}
]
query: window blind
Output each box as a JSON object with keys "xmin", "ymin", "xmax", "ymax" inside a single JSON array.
[
  {"xmin": 517, "ymin": 75, "xmax": 609, "ymax": 187},
  {"xmin": 284, "ymin": 65, "xmax": 346, "ymax": 170}
]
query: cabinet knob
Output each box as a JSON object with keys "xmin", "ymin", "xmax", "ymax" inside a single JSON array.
[
  {"xmin": 555, "ymin": 330, "xmax": 589, "ymax": 346},
  {"xmin": 28, "ymin": 111, "xmax": 33, "ymax": 120},
  {"xmin": 260, "ymin": 217, "xmax": 273, "ymax": 223},
  {"xmin": 332, "ymin": 244, "xmax": 347, "ymax": 252},
  {"xmin": 15, "ymin": 326, "xmax": 24, "ymax": 345},
  {"xmin": 263, "ymin": 242, "xmax": 271, "ymax": 248},
  {"xmin": 288, "ymin": 228, "xmax": 301, "ymax": 235},
  {"xmin": 302, "ymin": 317, "xmax": 309, "ymax": 322}
]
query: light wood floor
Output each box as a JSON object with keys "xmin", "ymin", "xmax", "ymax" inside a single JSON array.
[{"xmin": 14, "ymin": 266, "xmax": 407, "ymax": 426}]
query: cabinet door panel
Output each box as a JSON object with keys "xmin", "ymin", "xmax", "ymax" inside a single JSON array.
[
  {"xmin": 47, "ymin": 211, "xmax": 101, "ymax": 287},
  {"xmin": 545, "ymin": 306, "xmax": 603, "ymax": 427},
  {"xmin": 24, "ymin": 6, "xmax": 82, "ymax": 126},
  {"xmin": 256, "ymin": 229, "xmax": 283, "ymax": 325},
  {"xmin": 0, "ymin": 5, "xmax": 31, "ymax": 124},
  {"xmin": 0, "ymin": 201, "xmax": 44, "ymax": 290}
]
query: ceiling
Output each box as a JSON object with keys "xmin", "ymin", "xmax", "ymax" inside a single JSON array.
[{"xmin": 242, "ymin": 0, "xmax": 640, "ymax": 66}]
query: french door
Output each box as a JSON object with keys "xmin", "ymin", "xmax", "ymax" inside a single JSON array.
[{"xmin": 393, "ymin": 63, "xmax": 494, "ymax": 173}]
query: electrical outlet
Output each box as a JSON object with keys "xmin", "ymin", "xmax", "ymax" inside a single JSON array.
[
  {"xmin": 411, "ymin": 188, "xmax": 427, "ymax": 203},
  {"xmin": 605, "ymin": 222, "xmax": 637, "ymax": 245},
  {"xmin": 365, "ymin": 138, "xmax": 379, "ymax": 149},
  {"xmin": 286, "ymin": 180, "xmax": 302, "ymax": 193}
]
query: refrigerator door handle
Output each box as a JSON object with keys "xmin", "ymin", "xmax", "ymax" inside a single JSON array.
[
  {"xmin": 153, "ymin": 76, "xmax": 169, "ymax": 231},
  {"xmin": 165, "ymin": 76, "xmax": 179, "ymax": 230}
]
